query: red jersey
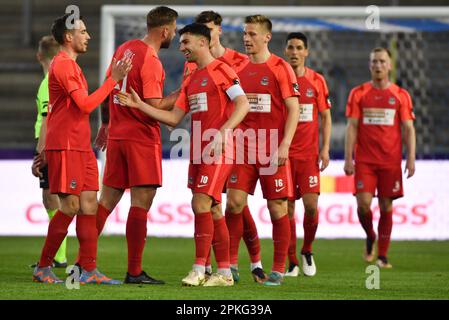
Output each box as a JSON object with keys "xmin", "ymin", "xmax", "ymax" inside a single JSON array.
[
  {"xmin": 108, "ymin": 39, "xmax": 165, "ymax": 145},
  {"xmin": 346, "ymin": 82, "xmax": 414, "ymax": 166},
  {"xmin": 183, "ymin": 48, "xmax": 248, "ymax": 80},
  {"xmin": 176, "ymin": 59, "xmax": 241, "ymax": 162},
  {"xmin": 236, "ymin": 54, "xmax": 300, "ymax": 157},
  {"xmin": 289, "ymin": 67, "xmax": 331, "ymax": 160},
  {"xmin": 46, "ymin": 51, "xmax": 91, "ymax": 151}
]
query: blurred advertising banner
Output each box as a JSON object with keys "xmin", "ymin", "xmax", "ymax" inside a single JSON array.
[{"xmin": 1, "ymin": 159, "xmax": 448, "ymax": 239}]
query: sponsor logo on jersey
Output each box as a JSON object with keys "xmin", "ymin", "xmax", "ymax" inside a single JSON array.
[{"xmin": 261, "ymin": 76, "xmax": 269, "ymax": 86}]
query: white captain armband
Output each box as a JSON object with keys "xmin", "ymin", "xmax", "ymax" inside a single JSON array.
[{"xmin": 226, "ymin": 83, "xmax": 245, "ymax": 101}]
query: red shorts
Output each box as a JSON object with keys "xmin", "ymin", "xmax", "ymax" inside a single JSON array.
[
  {"xmin": 227, "ymin": 160, "xmax": 293, "ymax": 200},
  {"xmin": 46, "ymin": 150, "xmax": 99, "ymax": 196},
  {"xmin": 188, "ymin": 162, "xmax": 232, "ymax": 203},
  {"xmin": 289, "ymin": 157, "xmax": 320, "ymax": 200},
  {"xmin": 103, "ymin": 140, "xmax": 162, "ymax": 189},
  {"xmin": 354, "ymin": 162, "xmax": 403, "ymax": 199}
]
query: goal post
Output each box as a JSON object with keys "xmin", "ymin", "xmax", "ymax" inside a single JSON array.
[{"xmin": 99, "ymin": 5, "xmax": 449, "ymax": 160}]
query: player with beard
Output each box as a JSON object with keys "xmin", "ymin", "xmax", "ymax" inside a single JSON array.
[{"xmin": 91, "ymin": 6, "xmax": 179, "ymax": 285}]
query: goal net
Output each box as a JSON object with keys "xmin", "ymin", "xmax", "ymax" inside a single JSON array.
[{"xmin": 100, "ymin": 5, "xmax": 449, "ymax": 158}]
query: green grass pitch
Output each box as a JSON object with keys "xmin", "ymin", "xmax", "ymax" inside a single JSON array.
[{"xmin": 0, "ymin": 236, "xmax": 448, "ymax": 300}]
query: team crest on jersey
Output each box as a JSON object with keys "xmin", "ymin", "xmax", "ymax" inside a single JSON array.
[
  {"xmin": 70, "ymin": 179, "xmax": 77, "ymax": 189},
  {"xmin": 293, "ymin": 83, "xmax": 299, "ymax": 93},
  {"xmin": 261, "ymin": 76, "xmax": 269, "ymax": 86},
  {"xmin": 357, "ymin": 180, "xmax": 364, "ymax": 189},
  {"xmin": 229, "ymin": 174, "xmax": 237, "ymax": 184},
  {"xmin": 388, "ymin": 97, "xmax": 396, "ymax": 105},
  {"xmin": 188, "ymin": 176, "xmax": 193, "ymax": 185},
  {"xmin": 201, "ymin": 78, "xmax": 208, "ymax": 87},
  {"xmin": 306, "ymin": 88, "xmax": 314, "ymax": 97},
  {"xmin": 233, "ymin": 79, "xmax": 240, "ymax": 85}
]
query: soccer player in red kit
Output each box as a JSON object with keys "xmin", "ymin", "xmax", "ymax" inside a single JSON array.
[
  {"xmin": 32, "ymin": 14, "xmax": 131, "ymax": 284},
  {"xmin": 93, "ymin": 6, "xmax": 178, "ymax": 285},
  {"xmin": 185, "ymin": 11, "xmax": 266, "ymax": 280},
  {"xmin": 344, "ymin": 47, "xmax": 416, "ymax": 268},
  {"xmin": 183, "ymin": 11, "xmax": 248, "ymax": 79},
  {"xmin": 284, "ymin": 32, "xmax": 332, "ymax": 277},
  {"xmin": 225, "ymin": 15, "xmax": 300, "ymax": 286},
  {"xmin": 117, "ymin": 23, "xmax": 250, "ymax": 287}
]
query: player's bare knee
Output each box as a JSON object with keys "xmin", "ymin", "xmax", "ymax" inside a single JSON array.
[
  {"xmin": 60, "ymin": 198, "xmax": 80, "ymax": 216},
  {"xmin": 131, "ymin": 187, "xmax": 156, "ymax": 211},
  {"xmin": 211, "ymin": 205, "xmax": 223, "ymax": 220},
  {"xmin": 99, "ymin": 185, "xmax": 124, "ymax": 209},
  {"xmin": 378, "ymin": 198, "xmax": 393, "ymax": 213},
  {"xmin": 304, "ymin": 203, "xmax": 318, "ymax": 217},
  {"xmin": 357, "ymin": 204, "xmax": 371, "ymax": 216},
  {"xmin": 267, "ymin": 199, "xmax": 287, "ymax": 220},
  {"xmin": 192, "ymin": 202, "xmax": 210, "ymax": 214},
  {"xmin": 81, "ymin": 201, "xmax": 98, "ymax": 215},
  {"xmin": 226, "ymin": 196, "xmax": 245, "ymax": 214},
  {"xmin": 191, "ymin": 194, "xmax": 212, "ymax": 214}
]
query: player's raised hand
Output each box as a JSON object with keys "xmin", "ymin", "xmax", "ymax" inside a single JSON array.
[
  {"xmin": 117, "ymin": 87, "xmax": 142, "ymax": 109},
  {"xmin": 110, "ymin": 57, "xmax": 132, "ymax": 82}
]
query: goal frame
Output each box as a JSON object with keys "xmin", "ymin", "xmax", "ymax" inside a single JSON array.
[{"xmin": 100, "ymin": 5, "xmax": 449, "ymax": 85}]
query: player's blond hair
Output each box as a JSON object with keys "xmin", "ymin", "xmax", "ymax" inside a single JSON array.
[
  {"xmin": 38, "ymin": 35, "xmax": 60, "ymax": 61},
  {"xmin": 244, "ymin": 15, "xmax": 272, "ymax": 33},
  {"xmin": 371, "ymin": 47, "xmax": 392, "ymax": 58}
]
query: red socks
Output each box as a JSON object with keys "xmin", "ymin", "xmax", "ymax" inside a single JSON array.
[
  {"xmin": 212, "ymin": 217, "xmax": 230, "ymax": 269},
  {"xmin": 194, "ymin": 212, "xmax": 214, "ymax": 266},
  {"xmin": 39, "ymin": 210, "xmax": 74, "ymax": 267},
  {"xmin": 357, "ymin": 209, "xmax": 376, "ymax": 242},
  {"xmin": 76, "ymin": 215, "xmax": 98, "ymax": 272},
  {"xmin": 288, "ymin": 217, "xmax": 299, "ymax": 265},
  {"xmin": 378, "ymin": 210, "xmax": 393, "ymax": 257},
  {"xmin": 272, "ymin": 215, "xmax": 290, "ymax": 274},
  {"xmin": 225, "ymin": 210, "xmax": 243, "ymax": 265},
  {"xmin": 242, "ymin": 206, "xmax": 261, "ymax": 263},
  {"xmin": 301, "ymin": 213, "xmax": 319, "ymax": 254},
  {"xmin": 126, "ymin": 206, "xmax": 148, "ymax": 276},
  {"xmin": 96, "ymin": 204, "xmax": 111, "ymax": 235}
]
